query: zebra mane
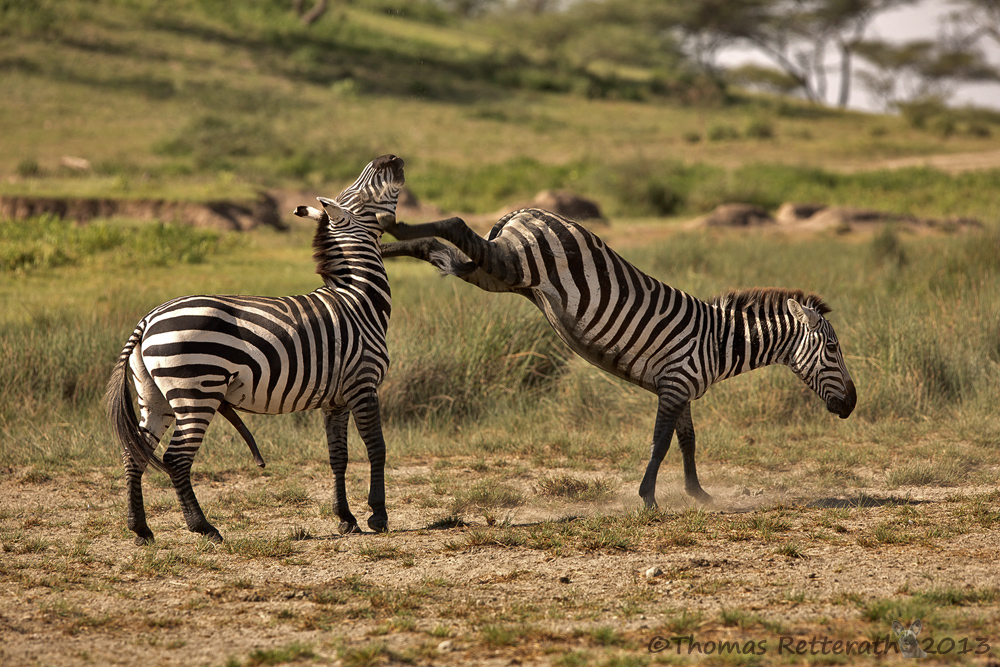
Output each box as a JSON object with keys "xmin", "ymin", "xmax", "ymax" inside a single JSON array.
[
  {"xmin": 710, "ymin": 287, "xmax": 831, "ymax": 316},
  {"xmin": 311, "ymin": 217, "xmax": 379, "ymax": 283}
]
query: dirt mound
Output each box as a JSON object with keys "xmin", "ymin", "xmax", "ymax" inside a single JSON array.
[
  {"xmin": 686, "ymin": 203, "xmax": 775, "ymax": 228},
  {"xmin": 686, "ymin": 202, "xmax": 982, "ymax": 234},
  {"xmin": 0, "ymin": 193, "xmax": 284, "ymax": 231},
  {"xmin": 498, "ymin": 189, "xmax": 606, "ymax": 224},
  {"xmin": 776, "ymin": 203, "xmax": 981, "ymax": 233}
]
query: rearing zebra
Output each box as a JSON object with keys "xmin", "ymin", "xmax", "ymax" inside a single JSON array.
[
  {"xmin": 381, "ymin": 208, "xmax": 856, "ymax": 506},
  {"xmin": 106, "ymin": 155, "xmax": 404, "ymax": 545}
]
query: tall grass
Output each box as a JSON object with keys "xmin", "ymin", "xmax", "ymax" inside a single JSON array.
[{"xmin": 2, "ymin": 218, "xmax": 998, "ymax": 481}]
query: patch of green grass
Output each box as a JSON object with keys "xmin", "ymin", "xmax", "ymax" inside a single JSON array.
[
  {"xmin": 480, "ymin": 624, "xmax": 519, "ymax": 648},
  {"xmin": 0, "ymin": 216, "xmax": 233, "ymax": 274},
  {"xmin": 727, "ymin": 513, "xmax": 791, "ymax": 542},
  {"xmin": 589, "ymin": 626, "xmax": 625, "ymax": 646},
  {"xmin": 537, "ymin": 475, "xmax": 615, "ymax": 502},
  {"xmin": 774, "ymin": 542, "xmax": 807, "ymax": 559},
  {"xmin": 720, "ymin": 608, "xmax": 763, "ymax": 629},
  {"xmin": 223, "ymin": 536, "xmax": 298, "ymax": 559},
  {"xmin": 339, "ymin": 641, "xmax": 387, "ymax": 667},
  {"xmin": 357, "ymin": 542, "xmax": 414, "ymax": 563},
  {"xmin": 464, "ymin": 525, "xmax": 526, "ymax": 548},
  {"xmin": 450, "ymin": 479, "xmax": 525, "ymax": 514},
  {"xmin": 913, "ymin": 587, "xmax": 1000, "ymax": 606}
]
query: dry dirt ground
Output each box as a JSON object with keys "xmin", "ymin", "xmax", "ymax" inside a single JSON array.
[{"xmin": 1, "ymin": 458, "xmax": 998, "ymax": 667}]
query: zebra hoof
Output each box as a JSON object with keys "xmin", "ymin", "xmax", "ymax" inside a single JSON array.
[
  {"xmin": 367, "ymin": 515, "xmax": 388, "ymax": 533},
  {"xmin": 134, "ymin": 534, "xmax": 155, "ymax": 546},
  {"xmin": 339, "ymin": 521, "xmax": 361, "ymax": 534},
  {"xmin": 687, "ymin": 488, "xmax": 713, "ymax": 505}
]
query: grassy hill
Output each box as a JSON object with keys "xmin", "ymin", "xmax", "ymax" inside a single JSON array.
[{"xmin": 3, "ymin": 0, "xmax": 1000, "ymax": 219}]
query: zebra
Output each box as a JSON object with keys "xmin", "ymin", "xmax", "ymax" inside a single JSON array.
[
  {"xmin": 105, "ymin": 154, "xmax": 404, "ymax": 545},
  {"xmin": 380, "ymin": 208, "xmax": 857, "ymax": 506}
]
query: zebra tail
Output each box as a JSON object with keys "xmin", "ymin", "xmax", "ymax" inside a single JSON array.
[{"xmin": 105, "ymin": 327, "xmax": 171, "ymax": 475}]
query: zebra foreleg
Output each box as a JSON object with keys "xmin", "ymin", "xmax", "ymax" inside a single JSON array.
[
  {"xmin": 324, "ymin": 407, "xmax": 360, "ymax": 534},
  {"xmin": 351, "ymin": 391, "xmax": 388, "ymax": 533},
  {"xmin": 382, "ymin": 240, "xmax": 515, "ymax": 294},
  {"xmin": 163, "ymin": 405, "xmax": 222, "ymax": 542},
  {"xmin": 385, "ymin": 217, "xmax": 522, "ymax": 286},
  {"xmin": 675, "ymin": 403, "xmax": 712, "ymax": 504},
  {"xmin": 638, "ymin": 397, "xmax": 685, "ymax": 508}
]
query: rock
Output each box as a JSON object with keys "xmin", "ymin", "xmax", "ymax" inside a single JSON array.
[
  {"xmin": 530, "ymin": 189, "xmax": 605, "ymax": 223},
  {"xmin": 0, "ymin": 193, "xmax": 284, "ymax": 231},
  {"xmin": 436, "ymin": 640, "xmax": 452, "ymax": 652},
  {"xmin": 775, "ymin": 202, "xmax": 826, "ymax": 225},
  {"xmin": 497, "ymin": 189, "xmax": 606, "ymax": 224},
  {"xmin": 688, "ymin": 203, "xmax": 774, "ymax": 228},
  {"xmin": 645, "ymin": 566, "xmax": 663, "ymax": 581},
  {"xmin": 59, "ymin": 156, "xmax": 92, "ymax": 171}
]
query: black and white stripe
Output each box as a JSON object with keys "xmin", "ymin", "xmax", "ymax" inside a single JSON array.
[
  {"xmin": 106, "ymin": 155, "xmax": 404, "ymax": 545},
  {"xmin": 382, "ymin": 208, "xmax": 857, "ymax": 506}
]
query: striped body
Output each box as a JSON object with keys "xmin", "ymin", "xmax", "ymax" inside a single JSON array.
[
  {"xmin": 134, "ymin": 281, "xmax": 390, "ymax": 417},
  {"xmin": 107, "ymin": 155, "xmax": 403, "ymax": 544},
  {"xmin": 382, "ymin": 207, "xmax": 857, "ymax": 505}
]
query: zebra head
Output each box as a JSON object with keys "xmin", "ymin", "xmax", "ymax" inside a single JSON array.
[
  {"xmin": 786, "ymin": 297, "xmax": 857, "ymax": 419},
  {"xmin": 325, "ymin": 154, "xmax": 405, "ymax": 234}
]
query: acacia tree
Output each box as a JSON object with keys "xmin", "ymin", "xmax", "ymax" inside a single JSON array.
[
  {"xmin": 673, "ymin": 0, "xmax": 917, "ymax": 107},
  {"xmin": 950, "ymin": 0, "xmax": 1000, "ymax": 45},
  {"xmin": 854, "ymin": 36, "xmax": 999, "ymax": 110}
]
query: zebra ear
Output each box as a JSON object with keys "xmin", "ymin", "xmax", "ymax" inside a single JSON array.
[
  {"xmin": 318, "ymin": 197, "xmax": 346, "ymax": 221},
  {"xmin": 788, "ymin": 298, "xmax": 822, "ymax": 330},
  {"xmin": 294, "ymin": 206, "xmax": 329, "ymax": 223}
]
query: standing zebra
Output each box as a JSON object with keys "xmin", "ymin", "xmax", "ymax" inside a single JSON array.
[
  {"xmin": 381, "ymin": 208, "xmax": 856, "ymax": 506},
  {"xmin": 106, "ymin": 155, "xmax": 404, "ymax": 545}
]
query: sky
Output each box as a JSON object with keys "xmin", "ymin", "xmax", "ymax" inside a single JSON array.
[{"xmin": 717, "ymin": 0, "xmax": 1000, "ymax": 112}]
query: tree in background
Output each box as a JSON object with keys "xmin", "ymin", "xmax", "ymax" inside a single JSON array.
[
  {"xmin": 951, "ymin": 0, "xmax": 1000, "ymax": 46},
  {"xmin": 854, "ymin": 35, "xmax": 998, "ymax": 110},
  {"xmin": 669, "ymin": 0, "xmax": 919, "ymax": 107}
]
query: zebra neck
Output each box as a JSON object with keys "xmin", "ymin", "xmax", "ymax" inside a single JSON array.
[
  {"xmin": 714, "ymin": 306, "xmax": 797, "ymax": 381},
  {"xmin": 314, "ymin": 237, "xmax": 391, "ymax": 319}
]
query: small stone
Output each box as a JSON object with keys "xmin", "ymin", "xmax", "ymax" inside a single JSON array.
[
  {"xmin": 558, "ymin": 575, "xmax": 571, "ymax": 584},
  {"xmin": 437, "ymin": 640, "xmax": 452, "ymax": 652},
  {"xmin": 645, "ymin": 566, "xmax": 663, "ymax": 581}
]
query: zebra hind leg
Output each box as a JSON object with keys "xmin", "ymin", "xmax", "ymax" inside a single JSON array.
[
  {"xmin": 675, "ymin": 403, "xmax": 712, "ymax": 504},
  {"xmin": 324, "ymin": 407, "xmax": 360, "ymax": 534},
  {"xmin": 162, "ymin": 403, "xmax": 223, "ymax": 543},
  {"xmin": 124, "ymin": 454, "xmax": 154, "ymax": 546},
  {"xmin": 351, "ymin": 391, "xmax": 388, "ymax": 533},
  {"xmin": 127, "ymin": 388, "xmax": 175, "ymax": 545}
]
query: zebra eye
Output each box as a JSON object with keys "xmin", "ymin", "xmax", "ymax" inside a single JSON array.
[{"xmin": 825, "ymin": 341, "xmax": 839, "ymax": 353}]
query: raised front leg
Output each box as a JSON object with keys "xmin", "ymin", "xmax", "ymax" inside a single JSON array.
[
  {"xmin": 638, "ymin": 396, "xmax": 685, "ymax": 508},
  {"xmin": 323, "ymin": 407, "xmax": 359, "ymax": 534},
  {"xmin": 675, "ymin": 403, "xmax": 712, "ymax": 504},
  {"xmin": 350, "ymin": 391, "xmax": 388, "ymax": 533},
  {"xmin": 384, "ymin": 217, "xmax": 522, "ymax": 286}
]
